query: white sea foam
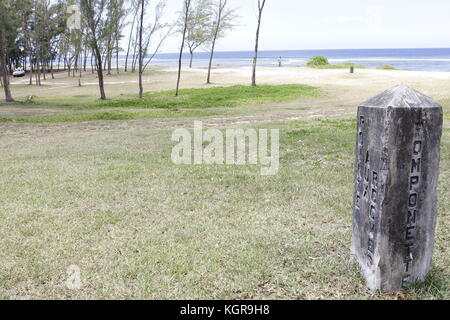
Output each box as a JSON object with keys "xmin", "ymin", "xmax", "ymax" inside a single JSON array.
[{"xmin": 329, "ymin": 58, "xmax": 450, "ymax": 62}]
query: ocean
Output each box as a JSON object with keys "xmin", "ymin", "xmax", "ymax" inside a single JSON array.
[{"xmin": 140, "ymin": 48, "xmax": 450, "ymax": 72}]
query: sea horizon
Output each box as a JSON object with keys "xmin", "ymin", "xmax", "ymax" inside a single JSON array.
[{"xmin": 136, "ymin": 47, "xmax": 450, "ymax": 72}]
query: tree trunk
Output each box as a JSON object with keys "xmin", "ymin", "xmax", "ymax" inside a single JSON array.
[
  {"xmin": 138, "ymin": 0, "xmax": 145, "ymax": 98},
  {"xmin": 124, "ymin": 12, "xmax": 137, "ymax": 73},
  {"xmin": 29, "ymin": 61, "xmax": 33, "ymax": 85},
  {"xmin": 189, "ymin": 50, "xmax": 193, "ymax": 68},
  {"xmin": 207, "ymin": 1, "xmax": 223, "ymax": 85},
  {"xmin": 0, "ymin": 27, "xmax": 14, "ymax": 102},
  {"xmin": 92, "ymin": 42, "xmax": 106, "ymax": 99},
  {"xmin": 116, "ymin": 39, "xmax": 119, "ymax": 74},
  {"xmin": 252, "ymin": 0, "xmax": 266, "ymax": 87},
  {"xmin": 42, "ymin": 59, "xmax": 46, "ymax": 80},
  {"xmin": 83, "ymin": 47, "xmax": 87, "ymax": 71},
  {"xmin": 206, "ymin": 35, "xmax": 217, "ymax": 84},
  {"xmin": 73, "ymin": 54, "xmax": 78, "ymax": 77},
  {"xmin": 107, "ymin": 39, "xmax": 112, "ymax": 75},
  {"xmin": 93, "ymin": 45, "xmax": 106, "ymax": 99},
  {"xmin": 50, "ymin": 57, "xmax": 54, "ymax": 79},
  {"xmin": 36, "ymin": 59, "xmax": 41, "ymax": 86},
  {"xmin": 176, "ymin": 1, "xmax": 190, "ymax": 96},
  {"xmin": 84, "ymin": 1, "xmax": 106, "ymax": 100}
]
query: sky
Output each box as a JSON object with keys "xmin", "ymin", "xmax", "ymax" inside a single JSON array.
[{"xmin": 151, "ymin": 0, "xmax": 450, "ymax": 53}]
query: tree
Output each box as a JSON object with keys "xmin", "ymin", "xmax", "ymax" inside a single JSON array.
[
  {"xmin": 138, "ymin": 0, "xmax": 145, "ymax": 98},
  {"xmin": 206, "ymin": 0, "xmax": 235, "ymax": 84},
  {"xmin": 0, "ymin": 0, "xmax": 15, "ymax": 102},
  {"xmin": 140, "ymin": 1, "xmax": 173, "ymax": 73},
  {"xmin": 80, "ymin": 0, "xmax": 106, "ymax": 100},
  {"xmin": 104, "ymin": 0, "xmax": 126, "ymax": 75},
  {"xmin": 124, "ymin": 0, "xmax": 139, "ymax": 72},
  {"xmin": 134, "ymin": 0, "xmax": 172, "ymax": 97},
  {"xmin": 185, "ymin": 0, "xmax": 213, "ymax": 68},
  {"xmin": 251, "ymin": 0, "xmax": 266, "ymax": 86},
  {"xmin": 175, "ymin": 0, "xmax": 191, "ymax": 97}
]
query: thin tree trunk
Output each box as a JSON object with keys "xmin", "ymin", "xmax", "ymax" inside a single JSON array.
[
  {"xmin": 138, "ymin": 0, "xmax": 144, "ymax": 98},
  {"xmin": 78, "ymin": 54, "xmax": 82, "ymax": 86},
  {"xmin": 252, "ymin": 0, "xmax": 266, "ymax": 87},
  {"xmin": 93, "ymin": 45, "xmax": 106, "ymax": 99},
  {"xmin": 73, "ymin": 54, "xmax": 77, "ymax": 77},
  {"xmin": 131, "ymin": 35, "xmax": 138, "ymax": 72},
  {"xmin": 107, "ymin": 39, "xmax": 112, "ymax": 75},
  {"xmin": 29, "ymin": 60, "xmax": 33, "ymax": 85},
  {"xmin": 91, "ymin": 52, "xmax": 94, "ymax": 73},
  {"xmin": 51, "ymin": 58, "xmax": 55, "ymax": 79},
  {"xmin": 124, "ymin": 12, "xmax": 137, "ymax": 73},
  {"xmin": 176, "ymin": 0, "xmax": 191, "ymax": 96},
  {"xmin": 206, "ymin": 35, "xmax": 217, "ymax": 84},
  {"xmin": 189, "ymin": 49, "xmax": 193, "ymax": 68},
  {"xmin": 42, "ymin": 59, "xmax": 46, "ymax": 80},
  {"xmin": 83, "ymin": 47, "xmax": 87, "ymax": 71},
  {"xmin": 0, "ymin": 27, "xmax": 14, "ymax": 102},
  {"xmin": 36, "ymin": 59, "xmax": 41, "ymax": 86}
]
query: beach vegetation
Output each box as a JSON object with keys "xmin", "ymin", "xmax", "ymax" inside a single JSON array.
[
  {"xmin": 306, "ymin": 56, "xmax": 365, "ymax": 69},
  {"xmin": 0, "ymin": 84, "xmax": 321, "ymax": 123},
  {"xmin": 306, "ymin": 56, "xmax": 329, "ymax": 67},
  {"xmin": 376, "ymin": 64, "xmax": 398, "ymax": 70}
]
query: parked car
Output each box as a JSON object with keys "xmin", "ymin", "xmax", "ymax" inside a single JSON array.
[{"xmin": 13, "ymin": 68, "xmax": 26, "ymax": 77}]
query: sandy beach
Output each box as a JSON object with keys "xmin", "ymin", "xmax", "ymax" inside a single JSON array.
[{"xmin": 8, "ymin": 65, "xmax": 450, "ymax": 103}]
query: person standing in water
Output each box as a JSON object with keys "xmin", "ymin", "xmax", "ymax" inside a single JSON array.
[{"xmin": 278, "ymin": 56, "xmax": 282, "ymax": 67}]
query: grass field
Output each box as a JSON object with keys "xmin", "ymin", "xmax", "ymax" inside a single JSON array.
[
  {"xmin": 0, "ymin": 75, "xmax": 448, "ymax": 299},
  {"xmin": 0, "ymin": 85, "xmax": 321, "ymax": 123}
]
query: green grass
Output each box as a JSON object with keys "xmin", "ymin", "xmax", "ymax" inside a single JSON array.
[
  {"xmin": 0, "ymin": 116, "xmax": 448, "ymax": 299},
  {"xmin": 93, "ymin": 84, "xmax": 322, "ymax": 110},
  {"xmin": 308, "ymin": 62, "xmax": 366, "ymax": 70},
  {"xmin": 0, "ymin": 84, "xmax": 322, "ymax": 123},
  {"xmin": 376, "ymin": 64, "xmax": 399, "ymax": 70},
  {"xmin": 0, "ymin": 109, "xmax": 241, "ymax": 123},
  {"xmin": 306, "ymin": 56, "xmax": 365, "ymax": 69}
]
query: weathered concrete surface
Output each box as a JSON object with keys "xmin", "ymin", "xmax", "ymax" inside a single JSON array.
[{"xmin": 351, "ymin": 85, "xmax": 443, "ymax": 292}]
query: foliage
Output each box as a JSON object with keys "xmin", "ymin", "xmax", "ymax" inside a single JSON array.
[
  {"xmin": 376, "ymin": 64, "xmax": 397, "ymax": 70},
  {"xmin": 183, "ymin": 0, "xmax": 214, "ymax": 66},
  {"xmin": 306, "ymin": 56, "xmax": 366, "ymax": 69},
  {"xmin": 0, "ymin": 84, "xmax": 321, "ymax": 122},
  {"xmin": 306, "ymin": 56, "xmax": 329, "ymax": 67}
]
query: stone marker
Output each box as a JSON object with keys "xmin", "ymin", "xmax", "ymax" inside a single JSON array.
[{"xmin": 351, "ymin": 85, "xmax": 443, "ymax": 292}]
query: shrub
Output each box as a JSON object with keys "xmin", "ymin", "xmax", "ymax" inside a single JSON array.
[
  {"xmin": 306, "ymin": 56, "xmax": 329, "ymax": 67},
  {"xmin": 377, "ymin": 64, "xmax": 397, "ymax": 70}
]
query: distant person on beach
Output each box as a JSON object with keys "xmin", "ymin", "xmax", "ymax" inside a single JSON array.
[{"xmin": 278, "ymin": 56, "xmax": 282, "ymax": 67}]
